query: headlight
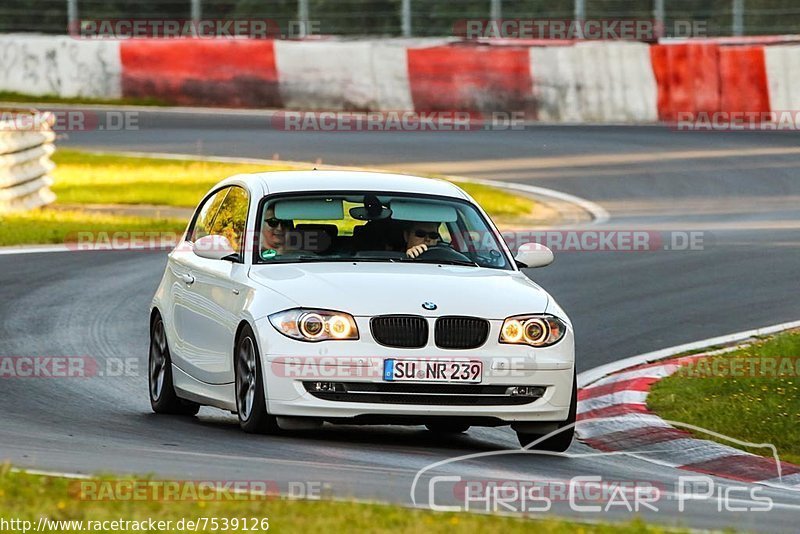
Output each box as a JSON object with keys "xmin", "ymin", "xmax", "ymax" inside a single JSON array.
[
  {"xmin": 499, "ymin": 315, "xmax": 566, "ymax": 347},
  {"xmin": 269, "ymin": 309, "xmax": 358, "ymax": 342}
]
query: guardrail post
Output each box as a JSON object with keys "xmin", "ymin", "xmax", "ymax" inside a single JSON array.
[
  {"xmin": 297, "ymin": 0, "xmax": 310, "ymax": 38},
  {"xmin": 490, "ymin": 0, "xmax": 501, "ymax": 21},
  {"xmin": 733, "ymin": 0, "xmax": 745, "ymax": 36},
  {"xmin": 401, "ymin": 0, "xmax": 411, "ymax": 37},
  {"xmin": 574, "ymin": 0, "xmax": 585, "ymax": 39},
  {"xmin": 653, "ymin": 0, "xmax": 665, "ymax": 38},
  {"xmin": 191, "ymin": 0, "xmax": 201, "ymax": 23},
  {"xmin": 66, "ymin": 0, "xmax": 78, "ymax": 28}
]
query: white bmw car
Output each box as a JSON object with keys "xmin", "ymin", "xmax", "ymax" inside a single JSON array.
[{"xmin": 149, "ymin": 171, "xmax": 576, "ymax": 450}]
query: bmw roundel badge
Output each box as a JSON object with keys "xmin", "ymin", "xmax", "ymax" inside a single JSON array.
[{"xmin": 422, "ymin": 302, "xmax": 437, "ymax": 310}]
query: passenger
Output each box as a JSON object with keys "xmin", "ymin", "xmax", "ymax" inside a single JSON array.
[{"xmin": 260, "ymin": 207, "xmax": 295, "ymax": 257}]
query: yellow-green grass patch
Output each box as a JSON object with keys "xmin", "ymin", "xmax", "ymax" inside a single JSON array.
[{"xmin": 0, "ymin": 209, "xmax": 186, "ymax": 247}]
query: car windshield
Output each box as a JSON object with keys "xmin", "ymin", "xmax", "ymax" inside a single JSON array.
[{"xmin": 255, "ymin": 192, "xmax": 512, "ymax": 270}]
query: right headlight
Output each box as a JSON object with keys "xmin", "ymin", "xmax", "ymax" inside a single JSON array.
[
  {"xmin": 499, "ymin": 314, "xmax": 566, "ymax": 347},
  {"xmin": 268, "ymin": 308, "xmax": 359, "ymax": 342}
]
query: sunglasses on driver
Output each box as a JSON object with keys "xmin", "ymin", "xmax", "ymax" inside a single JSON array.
[
  {"xmin": 414, "ymin": 229, "xmax": 441, "ymax": 240},
  {"xmin": 265, "ymin": 218, "xmax": 293, "ymax": 229}
]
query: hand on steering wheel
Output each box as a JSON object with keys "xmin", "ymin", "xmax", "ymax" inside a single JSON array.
[{"xmin": 406, "ymin": 244, "xmax": 428, "ymax": 258}]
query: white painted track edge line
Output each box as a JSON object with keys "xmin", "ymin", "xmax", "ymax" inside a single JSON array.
[
  {"xmin": 0, "ymin": 244, "xmax": 72, "ymax": 255},
  {"xmin": 11, "ymin": 467, "xmax": 91, "ymax": 480}
]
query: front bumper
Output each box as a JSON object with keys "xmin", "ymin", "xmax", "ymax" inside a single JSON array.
[{"xmin": 255, "ymin": 316, "xmax": 575, "ymax": 424}]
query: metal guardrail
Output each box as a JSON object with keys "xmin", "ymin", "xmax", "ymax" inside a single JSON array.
[{"xmin": 0, "ymin": 110, "xmax": 56, "ymax": 213}]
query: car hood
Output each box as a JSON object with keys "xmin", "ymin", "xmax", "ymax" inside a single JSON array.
[{"xmin": 248, "ymin": 262, "xmax": 549, "ymax": 319}]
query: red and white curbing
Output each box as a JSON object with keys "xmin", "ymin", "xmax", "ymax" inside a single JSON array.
[{"xmin": 576, "ymin": 349, "xmax": 800, "ymax": 490}]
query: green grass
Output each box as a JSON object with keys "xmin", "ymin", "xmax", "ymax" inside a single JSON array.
[
  {"xmin": 0, "ymin": 467, "xmax": 671, "ymax": 533},
  {"xmin": 0, "ymin": 209, "xmax": 186, "ymax": 247},
  {"xmin": 0, "ymin": 91, "xmax": 170, "ymax": 107},
  {"xmin": 51, "ymin": 150, "xmax": 300, "ymax": 208},
  {"xmin": 0, "ymin": 150, "xmax": 538, "ymax": 247},
  {"xmin": 50, "ymin": 151, "xmax": 536, "ymax": 222},
  {"xmin": 648, "ymin": 331, "xmax": 800, "ymax": 465}
]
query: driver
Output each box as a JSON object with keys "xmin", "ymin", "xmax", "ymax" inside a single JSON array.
[{"xmin": 404, "ymin": 221, "xmax": 442, "ymax": 258}]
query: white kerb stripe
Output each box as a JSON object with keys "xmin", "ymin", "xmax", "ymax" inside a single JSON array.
[
  {"xmin": 587, "ymin": 363, "xmax": 682, "ymax": 388},
  {"xmin": 576, "ymin": 414, "xmax": 672, "ymax": 439},
  {"xmin": 577, "ymin": 390, "xmax": 649, "ymax": 414}
]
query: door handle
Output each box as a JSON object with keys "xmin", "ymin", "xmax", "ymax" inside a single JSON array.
[{"xmin": 180, "ymin": 273, "xmax": 195, "ymax": 285}]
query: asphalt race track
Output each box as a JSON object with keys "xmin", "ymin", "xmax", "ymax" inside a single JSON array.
[{"xmin": 1, "ymin": 108, "xmax": 799, "ymax": 530}]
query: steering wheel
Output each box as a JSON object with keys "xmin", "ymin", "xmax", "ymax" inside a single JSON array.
[
  {"xmin": 473, "ymin": 249, "xmax": 506, "ymax": 267},
  {"xmin": 414, "ymin": 244, "xmax": 474, "ymax": 262}
]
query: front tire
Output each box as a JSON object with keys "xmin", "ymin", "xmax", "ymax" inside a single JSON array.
[
  {"xmin": 235, "ymin": 325, "xmax": 279, "ymax": 434},
  {"xmin": 516, "ymin": 372, "xmax": 577, "ymax": 452},
  {"xmin": 149, "ymin": 314, "xmax": 200, "ymax": 416}
]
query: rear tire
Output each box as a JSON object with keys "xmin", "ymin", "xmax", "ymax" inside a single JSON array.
[
  {"xmin": 235, "ymin": 325, "xmax": 279, "ymax": 434},
  {"xmin": 149, "ymin": 314, "xmax": 200, "ymax": 416},
  {"xmin": 516, "ymin": 372, "xmax": 577, "ymax": 451},
  {"xmin": 425, "ymin": 422, "xmax": 470, "ymax": 434}
]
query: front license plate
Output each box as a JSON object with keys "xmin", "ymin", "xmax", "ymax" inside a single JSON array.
[{"xmin": 383, "ymin": 359, "xmax": 482, "ymax": 383}]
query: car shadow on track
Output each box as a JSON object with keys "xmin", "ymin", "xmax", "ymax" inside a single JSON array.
[{"xmin": 143, "ymin": 410, "xmax": 520, "ymax": 454}]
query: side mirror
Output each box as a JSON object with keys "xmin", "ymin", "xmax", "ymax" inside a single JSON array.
[
  {"xmin": 515, "ymin": 242, "xmax": 554, "ymax": 268},
  {"xmin": 193, "ymin": 235, "xmax": 239, "ymax": 261}
]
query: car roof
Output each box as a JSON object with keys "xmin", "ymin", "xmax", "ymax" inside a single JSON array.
[{"xmin": 220, "ymin": 170, "xmax": 470, "ymax": 200}]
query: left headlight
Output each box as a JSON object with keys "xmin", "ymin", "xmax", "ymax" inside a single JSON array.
[
  {"xmin": 268, "ymin": 308, "xmax": 359, "ymax": 342},
  {"xmin": 499, "ymin": 314, "xmax": 567, "ymax": 347}
]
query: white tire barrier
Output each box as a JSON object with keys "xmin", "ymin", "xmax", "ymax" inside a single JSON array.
[{"xmin": 0, "ymin": 111, "xmax": 56, "ymax": 213}]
